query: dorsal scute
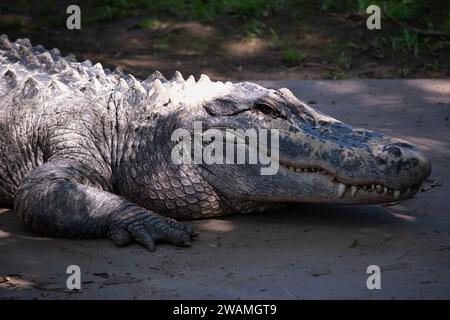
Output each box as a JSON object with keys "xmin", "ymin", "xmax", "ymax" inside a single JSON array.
[
  {"xmin": 198, "ymin": 74, "xmax": 210, "ymax": 83},
  {"xmin": 18, "ymin": 45, "xmax": 40, "ymax": 67},
  {"xmin": 76, "ymin": 64, "xmax": 88, "ymax": 77},
  {"xmin": 37, "ymin": 52, "xmax": 54, "ymax": 69},
  {"xmin": 143, "ymin": 70, "xmax": 234, "ymax": 108},
  {"xmin": 127, "ymin": 74, "xmax": 145, "ymax": 92},
  {"xmin": 171, "ymin": 70, "xmax": 184, "ymax": 82},
  {"xmin": 65, "ymin": 53, "xmax": 77, "ymax": 63},
  {"xmin": 49, "ymin": 48, "xmax": 61, "ymax": 61},
  {"xmin": 115, "ymin": 78, "xmax": 129, "ymax": 92},
  {"xmin": 0, "ymin": 35, "xmax": 19, "ymax": 61},
  {"xmin": 145, "ymin": 71, "xmax": 167, "ymax": 82},
  {"xmin": 0, "ymin": 34, "xmax": 11, "ymax": 49},
  {"xmin": 15, "ymin": 38, "xmax": 32, "ymax": 48},
  {"xmin": 2, "ymin": 69, "xmax": 17, "ymax": 86},
  {"xmin": 141, "ymin": 71, "xmax": 167, "ymax": 91},
  {"xmin": 47, "ymin": 80, "xmax": 66, "ymax": 97},
  {"xmin": 92, "ymin": 62, "xmax": 104, "ymax": 76},
  {"xmin": 124, "ymin": 75, "xmax": 147, "ymax": 106},
  {"xmin": 55, "ymin": 57, "xmax": 70, "ymax": 70},
  {"xmin": 21, "ymin": 77, "xmax": 40, "ymax": 99},
  {"xmin": 33, "ymin": 44, "xmax": 46, "ymax": 54},
  {"xmin": 81, "ymin": 59, "xmax": 93, "ymax": 67},
  {"xmin": 1, "ymin": 36, "xmax": 234, "ymax": 107},
  {"xmin": 113, "ymin": 67, "xmax": 124, "ymax": 78},
  {"xmin": 88, "ymin": 76, "xmax": 101, "ymax": 92}
]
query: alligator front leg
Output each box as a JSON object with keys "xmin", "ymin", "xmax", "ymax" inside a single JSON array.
[{"xmin": 14, "ymin": 160, "xmax": 196, "ymax": 251}]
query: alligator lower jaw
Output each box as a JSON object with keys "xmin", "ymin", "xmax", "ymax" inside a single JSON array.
[{"xmin": 279, "ymin": 162, "xmax": 420, "ymax": 202}]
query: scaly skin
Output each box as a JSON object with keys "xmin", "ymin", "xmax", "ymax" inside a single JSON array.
[{"xmin": 0, "ymin": 35, "xmax": 431, "ymax": 251}]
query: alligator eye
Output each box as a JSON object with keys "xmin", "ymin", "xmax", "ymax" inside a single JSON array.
[{"xmin": 253, "ymin": 102, "xmax": 283, "ymax": 118}]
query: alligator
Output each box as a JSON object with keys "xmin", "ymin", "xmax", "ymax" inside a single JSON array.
[{"xmin": 0, "ymin": 35, "xmax": 431, "ymax": 251}]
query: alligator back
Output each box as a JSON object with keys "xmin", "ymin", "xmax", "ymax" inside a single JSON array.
[{"xmin": 0, "ymin": 35, "xmax": 123, "ymax": 204}]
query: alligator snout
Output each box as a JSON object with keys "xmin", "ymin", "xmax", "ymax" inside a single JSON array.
[
  {"xmin": 276, "ymin": 112, "xmax": 431, "ymax": 203},
  {"xmin": 313, "ymin": 117, "xmax": 431, "ymax": 187},
  {"xmin": 375, "ymin": 140, "xmax": 431, "ymax": 188}
]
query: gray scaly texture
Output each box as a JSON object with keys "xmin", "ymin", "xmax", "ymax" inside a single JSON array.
[{"xmin": 0, "ymin": 35, "xmax": 431, "ymax": 250}]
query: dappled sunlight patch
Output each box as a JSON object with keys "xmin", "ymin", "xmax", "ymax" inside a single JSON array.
[
  {"xmin": 405, "ymin": 80, "xmax": 450, "ymax": 96},
  {"xmin": 195, "ymin": 219, "xmax": 235, "ymax": 232},
  {"xmin": 306, "ymin": 80, "xmax": 366, "ymax": 95},
  {"xmin": 0, "ymin": 229, "xmax": 11, "ymax": 239},
  {"xmin": 0, "ymin": 230, "xmax": 55, "ymax": 242},
  {"xmin": 175, "ymin": 21, "xmax": 217, "ymax": 39},
  {"xmin": 388, "ymin": 212, "xmax": 417, "ymax": 222},
  {"xmin": 394, "ymin": 136, "xmax": 449, "ymax": 153},
  {"xmin": 385, "ymin": 203, "xmax": 417, "ymax": 222},
  {"xmin": 351, "ymin": 227, "xmax": 395, "ymax": 246},
  {"xmin": 222, "ymin": 38, "xmax": 269, "ymax": 58}
]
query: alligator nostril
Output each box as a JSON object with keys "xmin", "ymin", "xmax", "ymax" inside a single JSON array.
[{"xmin": 382, "ymin": 145, "xmax": 402, "ymax": 157}]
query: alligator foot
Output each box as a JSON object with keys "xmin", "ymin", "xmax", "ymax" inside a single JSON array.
[
  {"xmin": 14, "ymin": 160, "xmax": 198, "ymax": 252},
  {"xmin": 108, "ymin": 210, "xmax": 198, "ymax": 251}
]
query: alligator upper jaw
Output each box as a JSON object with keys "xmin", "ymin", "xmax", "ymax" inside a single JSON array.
[{"xmin": 278, "ymin": 162, "xmax": 422, "ymax": 204}]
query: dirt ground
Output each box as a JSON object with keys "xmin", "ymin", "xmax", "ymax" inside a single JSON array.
[
  {"xmin": 0, "ymin": 79, "xmax": 449, "ymax": 299},
  {"xmin": 1, "ymin": 1, "xmax": 449, "ymax": 81}
]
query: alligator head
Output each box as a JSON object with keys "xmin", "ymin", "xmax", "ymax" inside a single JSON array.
[{"xmin": 137, "ymin": 75, "xmax": 431, "ymax": 216}]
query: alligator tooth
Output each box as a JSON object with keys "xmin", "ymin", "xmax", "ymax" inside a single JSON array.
[
  {"xmin": 384, "ymin": 187, "xmax": 388, "ymax": 194},
  {"xmin": 394, "ymin": 190, "xmax": 400, "ymax": 199},
  {"xmin": 371, "ymin": 184, "xmax": 375, "ymax": 191},
  {"xmin": 351, "ymin": 186, "xmax": 358, "ymax": 197},
  {"xmin": 311, "ymin": 168, "xmax": 316, "ymax": 172},
  {"xmin": 337, "ymin": 183, "xmax": 347, "ymax": 198},
  {"xmin": 295, "ymin": 168, "xmax": 301, "ymax": 172}
]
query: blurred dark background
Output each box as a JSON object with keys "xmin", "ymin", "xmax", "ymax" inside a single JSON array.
[{"xmin": 1, "ymin": 0, "xmax": 449, "ymax": 80}]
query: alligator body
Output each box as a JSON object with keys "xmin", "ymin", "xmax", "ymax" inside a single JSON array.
[{"xmin": 0, "ymin": 35, "xmax": 431, "ymax": 250}]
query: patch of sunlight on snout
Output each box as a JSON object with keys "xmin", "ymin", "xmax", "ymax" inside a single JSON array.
[{"xmin": 196, "ymin": 219, "xmax": 235, "ymax": 232}]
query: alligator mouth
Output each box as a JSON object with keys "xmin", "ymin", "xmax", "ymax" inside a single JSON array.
[{"xmin": 278, "ymin": 162, "xmax": 420, "ymax": 200}]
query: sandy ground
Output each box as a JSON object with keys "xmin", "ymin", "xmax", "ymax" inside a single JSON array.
[{"xmin": 0, "ymin": 79, "xmax": 449, "ymax": 300}]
